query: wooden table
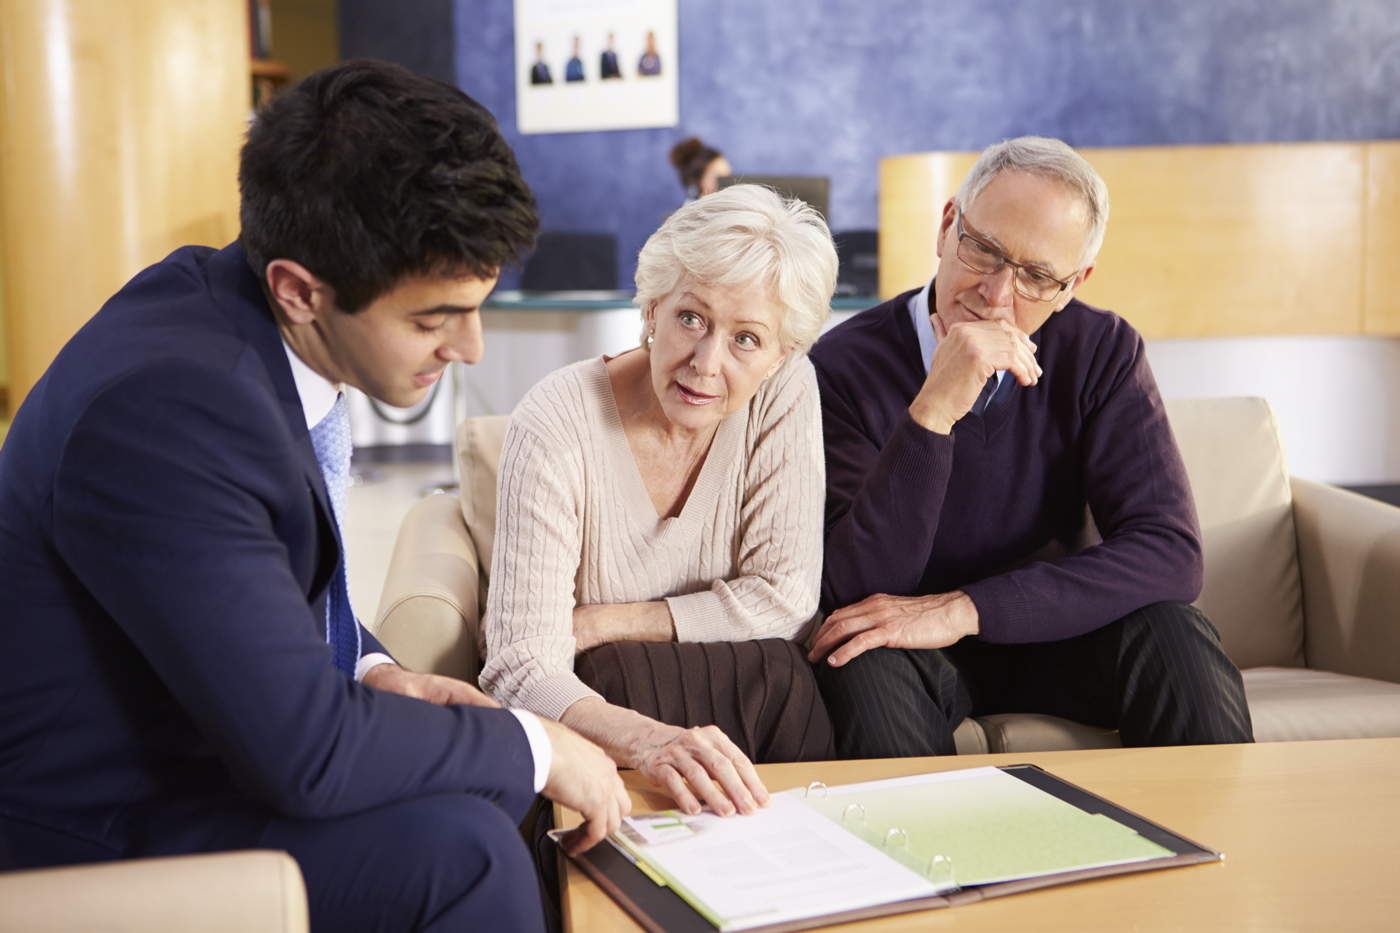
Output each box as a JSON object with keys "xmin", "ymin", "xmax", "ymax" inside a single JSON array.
[{"xmin": 556, "ymin": 738, "xmax": 1400, "ymax": 932}]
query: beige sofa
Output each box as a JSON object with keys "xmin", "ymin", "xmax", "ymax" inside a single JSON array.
[
  {"xmin": 0, "ymin": 850, "xmax": 307, "ymax": 932},
  {"xmin": 373, "ymin": 397, "xmax": 1400, "ymax": 754}
]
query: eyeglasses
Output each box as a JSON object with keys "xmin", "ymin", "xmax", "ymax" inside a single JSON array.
[{"xmin": 953, "ymin": 212, "xmax": 1075, "ymax": 303}]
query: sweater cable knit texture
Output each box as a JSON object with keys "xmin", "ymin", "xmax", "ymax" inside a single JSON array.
[{"xmin": 480, "ymin": 354, "xmax": 824, "ymax": 720}]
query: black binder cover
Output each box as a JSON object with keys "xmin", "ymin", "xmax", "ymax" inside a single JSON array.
[{"xmin": 562, "ymin": 764, "xmax": 1221, "ymax": 933}]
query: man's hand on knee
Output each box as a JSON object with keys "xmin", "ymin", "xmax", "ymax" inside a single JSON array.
[
  {"xmin": 537, "ymin": 718, "xmax": 631, "ymax": 856},
  {"xmin": 807, "ymin": 591, "xmax": 979, "ymax": 667},
  {"xmin": 362, "ymin": 663, "xmax": 500, "ymax": 708}
]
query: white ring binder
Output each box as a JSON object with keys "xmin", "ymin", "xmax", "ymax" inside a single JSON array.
[{"xmin": 927, "ymin": 853, "xmax": 958, "ymax": 890}]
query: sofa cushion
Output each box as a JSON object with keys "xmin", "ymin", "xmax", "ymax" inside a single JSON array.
[
  {"xmin": 374, "ymin": 492, "xmax": 483, "ymax": 681},
  {"xmin": 1243, "ymin": 667, "xmax": 1400, "ymax": 741},
  {"xmin": 0, "ymin": 850, "xmax": 308, "ymax": 933},
  {"xmin": 1164, "ymin": 397, "xmax": 1305, "ymax": 669},
  {"xmin": 455, "ymin": 415, "xmax": 511, "ymax": 596},
  {"xmin": 973, "ymin": 667, "xmax": 1400, "ymax": 752},
  {"xmin": 976, "ymin": 713, "xmax": 1122, "ymax": 754},
  {"xmin": 952, "ymin": 718, "xmax": 989, "ymax": 755}
]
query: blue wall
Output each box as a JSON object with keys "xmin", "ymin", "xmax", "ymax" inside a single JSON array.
[{"xmin": 343, "ymin": 0, "xmax": 1400, "ymax": 289}]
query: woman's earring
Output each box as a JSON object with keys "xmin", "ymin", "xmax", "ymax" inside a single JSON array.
[{"xmin": 645, "ymin": 327, "xmax": 655, "ymax": 348}]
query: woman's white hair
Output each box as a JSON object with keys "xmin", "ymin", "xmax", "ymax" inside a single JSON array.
[
  {"xmin": 634, "ymin": 184, "xmax": 838, "ymax": 352},
  {"xmin": 956, "ymin": 136, "xmax": 1111, "ymax": 268}
]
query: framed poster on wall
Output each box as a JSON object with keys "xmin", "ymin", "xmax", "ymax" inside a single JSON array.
[{"xmin": 515, "ymin": 0, "xmax": 678, "ymax": 134}]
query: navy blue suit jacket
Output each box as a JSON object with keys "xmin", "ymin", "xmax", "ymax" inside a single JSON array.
[{"xmin": 0, "ymin": 244, "xmax": 535, "ymax": 868}]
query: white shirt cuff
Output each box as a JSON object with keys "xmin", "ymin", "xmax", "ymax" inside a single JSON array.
[
  {"xmin": 353, "ymin": 652, "xmax": 395, "ymax": 683},
  {"xmin": 508, "ymin": 709, "xmax": 552, "ymax": 793}
]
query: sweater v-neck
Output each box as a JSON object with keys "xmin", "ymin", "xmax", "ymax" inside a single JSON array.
[{"xmin": 585, "ymin": 357, "xmax": 741, "ymax": 540}]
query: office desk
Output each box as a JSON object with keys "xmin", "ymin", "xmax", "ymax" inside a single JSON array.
[{"xmin": 555, "ymin": 738, "xmax": 1400, "ymax": 932}]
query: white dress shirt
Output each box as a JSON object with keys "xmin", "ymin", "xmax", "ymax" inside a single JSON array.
[{"xmin": 282, "ymin": 341, "xmax": 549, "ymax": 791}]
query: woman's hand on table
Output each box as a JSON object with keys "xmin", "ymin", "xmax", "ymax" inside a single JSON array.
[
  {"xmin": 629, "ymin": 720, "xmax": 771, "ymax": 817},
  {"xmin": 560, "ymin": 698, "xmax": 769, "ymax": 818}
]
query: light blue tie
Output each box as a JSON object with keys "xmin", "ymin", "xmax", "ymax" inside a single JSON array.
[{"xmin": 308, "ymin": 393, "xmax": 361, "ymax": 676}]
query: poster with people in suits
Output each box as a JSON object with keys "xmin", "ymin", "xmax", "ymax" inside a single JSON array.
[{"xmin": 515, "ymin": 0, "xmax": 677, "ymax": 133}]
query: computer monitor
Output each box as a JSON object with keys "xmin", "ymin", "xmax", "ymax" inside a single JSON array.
[
  {"xmin": 519, "ymin": 230, "xmax": 619, "ymax": 292},
  {"xmin": 717, "ymin": 174, "xmax": 830, "ymax": 222}
]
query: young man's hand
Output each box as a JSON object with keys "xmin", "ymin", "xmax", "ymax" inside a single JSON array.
[
  {"xmin": 537, "ymin": 718, "xmax": 632, "ymax": 855},
  {"xmin": 362, "ymin": 663, "xmax": 500, "ymax": 708}
]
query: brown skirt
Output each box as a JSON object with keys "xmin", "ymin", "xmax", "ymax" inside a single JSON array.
[{"xmin": 574, "ymin": 638, "xmax": 834, "ymax": 764}]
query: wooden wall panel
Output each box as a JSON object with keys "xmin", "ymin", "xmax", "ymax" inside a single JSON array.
[
  {"xmin": 879, "ymin": 142, "xmax": 1389, "ymax": 338},
  {"xmin": 1080, "ymin": 143, "xmax": 1362, "ymax": 338},
  {"xmin": 876, "ymin": 152, "xmax": 976, "ymax": 299},
  {"xmin": 0, "ymin": 0, "xmax": 248, "ymax": 411},
  {"xmin": 1364, "ymin": 141, "xmax": 1400, "ymax": 335}
]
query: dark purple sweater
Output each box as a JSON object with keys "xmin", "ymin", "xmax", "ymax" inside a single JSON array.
[{"xmin": 809, "ymin": 288, "xmax": 1203, "ymax": 644}]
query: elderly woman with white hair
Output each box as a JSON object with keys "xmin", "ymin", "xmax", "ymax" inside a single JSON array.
[{"xmin": 480, "ymin": 185, "xmax": 838, "ymax": 816}]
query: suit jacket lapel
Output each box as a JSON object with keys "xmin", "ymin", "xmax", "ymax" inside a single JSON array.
[{"xmin": 205, "ymin": 243, "xmax": 341, "ymax": 602}]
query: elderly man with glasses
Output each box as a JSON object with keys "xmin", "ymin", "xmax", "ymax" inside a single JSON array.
[{"xmin": 806, "ymin": 136, "xmax": 1253, "ymax": 758}]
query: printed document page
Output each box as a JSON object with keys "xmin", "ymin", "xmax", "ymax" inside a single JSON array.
[
  {"xmin": 612, "ymin": 793, "xmax": 948, "ymax": 931},
  {"xmin": 607, "ymin": 766, "xmax": 1176, "ymax": 930}
]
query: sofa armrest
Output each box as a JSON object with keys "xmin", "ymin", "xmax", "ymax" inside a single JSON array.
[
  {"xmin": 0, "ymin": 850, "xmax": 306, "ymax": 933},
  {"xmin": 1291, "ymin": 477, "xmax": 1400, "ymax": 683},
  {"xmin": 372, "ymin": 492, "xmax": 483, "ymax": 683}
]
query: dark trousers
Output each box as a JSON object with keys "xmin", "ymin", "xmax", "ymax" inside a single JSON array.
[
  {"xmin": 250, "ymin": 795, "xmax": 546, "ymax": 932},
  {"xmin": 815, "ymin": 601, "xmax": 1254, "ymax": 758},
  {"xmin": 4, "ymin": 793, "xmax": 548, "ymax": 933},
  {"xmin": 576, "ymin": 638, "xmax": 835, "ymax": 763}
]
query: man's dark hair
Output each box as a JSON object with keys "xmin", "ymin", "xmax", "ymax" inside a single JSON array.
[{"xmin": 239, "ymin": 59, "xmax": 538, "ymax": 312}]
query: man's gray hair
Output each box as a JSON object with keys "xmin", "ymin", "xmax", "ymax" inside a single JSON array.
[
  {"xmin": 635, "ymin": 184, "xmax": 838, "ymax": 352},
  {"xmin": 955, "ymin": 136, "xmax": 1111, "ymax": 268}
]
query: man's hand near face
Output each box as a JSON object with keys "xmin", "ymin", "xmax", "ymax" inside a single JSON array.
[
  {"xmin": 907, "ymin": 315, "xmax": 1041, "ymax": 434},
  {"xmin": 807, "ymin": 591, "xmax": 980, "ymax": 667}
]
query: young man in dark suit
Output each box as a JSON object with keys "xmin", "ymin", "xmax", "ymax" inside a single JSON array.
[{"xmin": 0, "ymin": 59, "xmax": 628, "ymax": 932}]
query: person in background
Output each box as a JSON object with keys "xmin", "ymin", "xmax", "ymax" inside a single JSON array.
[
  {"xmin": 638, "ymin": 29, "xmax": 663, "ymax": 75},
  {"xmin": 808, "ymin": 136, "xmax": 1253, "ymax": 758},
  {"xmin": 530, "ymin": 40, "xmax": 552, "ymax": 85},
  {"xmin": 481, "ymin": 185, "xmax": 839, "ymax": 818},
  {"xmin": 669, "ymin": 136, "xmax": 732, "ymax": 201},
  {"xmin": 0, "ymin": 59, "xmax": 628, "ymax": 932},
  {"xmin": 565, "ymin": 35, "xmax": 585, "ymax": 82},
  {"xmin": 599, "ymin": 31, "xmax": 622, "ymax": 79}
]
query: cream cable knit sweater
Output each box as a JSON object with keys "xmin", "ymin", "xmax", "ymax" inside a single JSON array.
[{"xmin": 480, "ymin": 354, "xmax": 825, "ymax": 720}]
